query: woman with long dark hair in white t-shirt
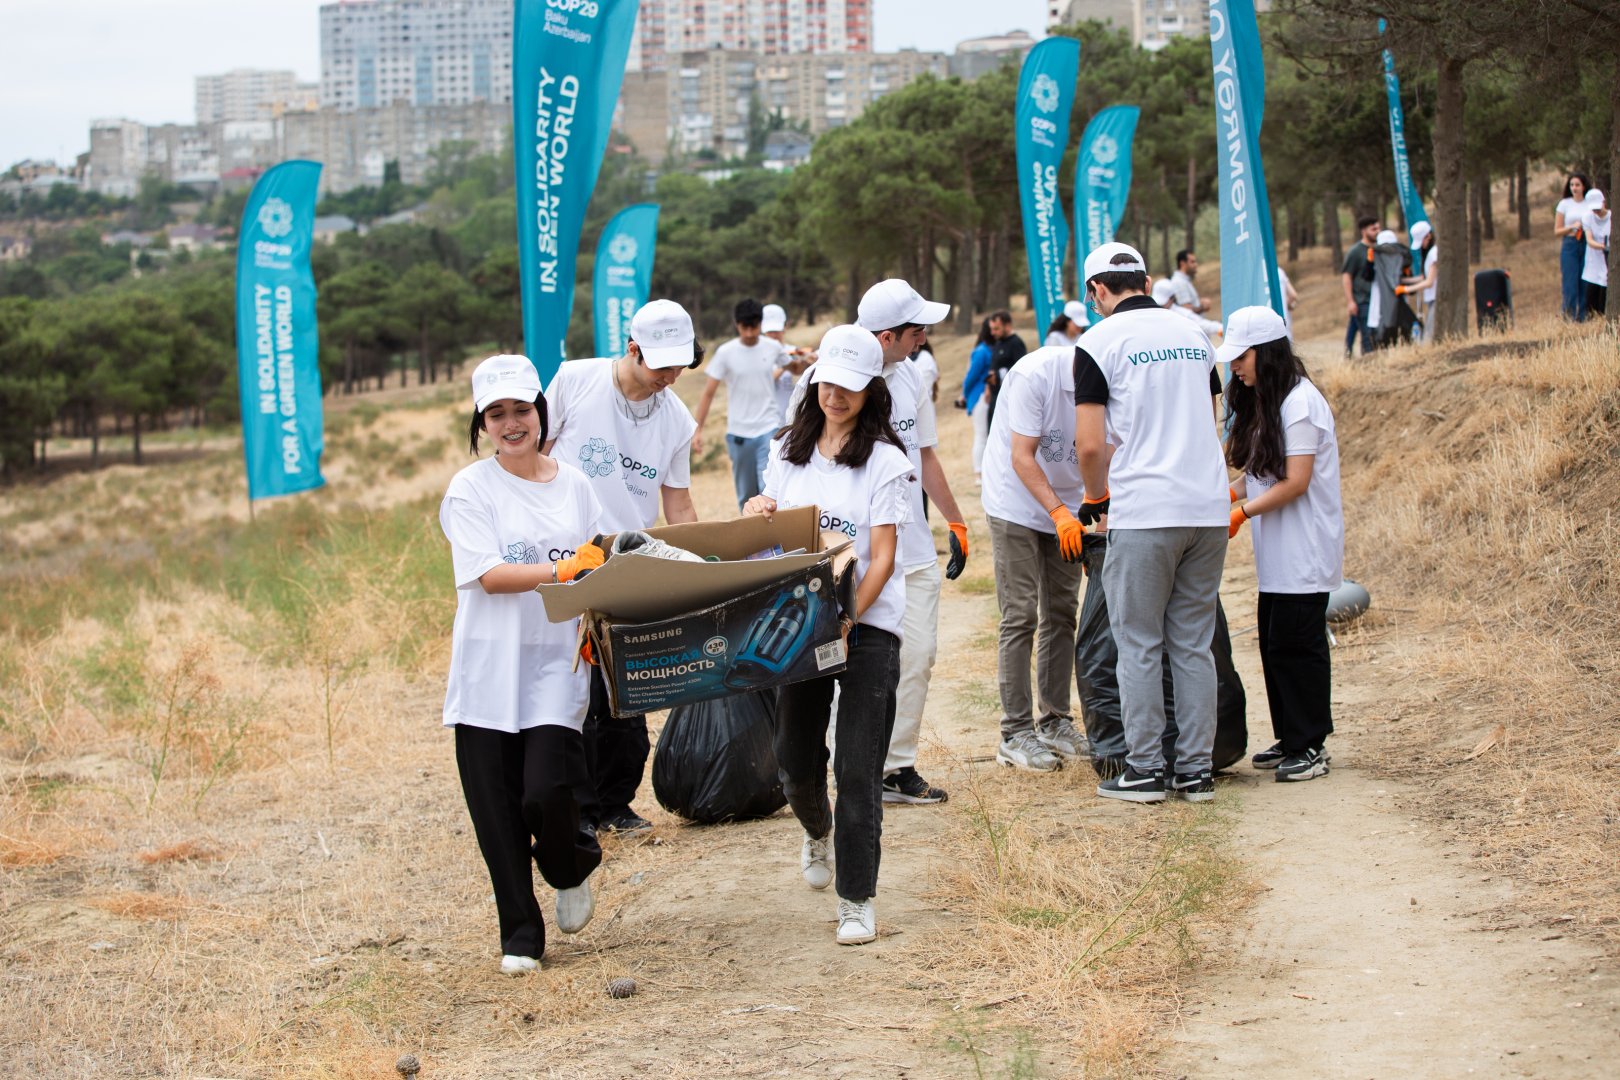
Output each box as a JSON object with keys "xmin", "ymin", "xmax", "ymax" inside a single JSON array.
[
  {"xmin": 743, "ymin": 324, "xmax": 913, "ymax": 947},
  {"xmin": 1556, "ymin": 172, "xmax": 1592, "ymax": 321},
  {"xmin": 1219, "ymin": 309, "xmax": 1344, "ymax": 785},
  {"xmin": 439, "ymin": 354, "xmax": 609, "ymax": 975}
]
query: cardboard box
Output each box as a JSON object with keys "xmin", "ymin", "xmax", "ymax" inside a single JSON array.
[{"xmin": 537, "ymin": 507, "xmax": 856, "ymax": 717}]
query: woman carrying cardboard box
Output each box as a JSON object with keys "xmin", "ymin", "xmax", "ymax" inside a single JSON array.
[
  {"xmin": 438, "ymin": 354, "xmax": 609, "ymax": 975},
  {"xmin": 743, "ymin": 324, "xmax": 913, "ymax": 946}
]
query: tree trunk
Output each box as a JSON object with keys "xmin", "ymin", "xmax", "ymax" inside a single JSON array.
[
  {"xmin": 1517, "ymin": 158, "xmax": 1532, "ymax": 241},
  {"xmin": 988, "ymin": 221, "xmax": 1010, "ymax": 312},
  {"xmin": 132, "ymin": 413, "xmax": 142, "ymax": 466},
  {"xmin": 1286, "ymin": 202, "xmax": 1299, "ymax": 263},
  {"xmin": 1506, "ymin": 169, "xmax": 1517, "ymax": 215},
  {"xmin": 1323, "ymin": 194, "xmax": 1343, "ymax": 271},
  {"xmin": 954, "ymin": 232, "xmax": 976, "ymax": 336},
  {"xmin": 844, "ymin": 262, "xmax": 860, "ymax": 324},
  {"xmin": 1610, "ymin": 56, "xmax": 1620, "ymax": 285},
  {"xmin": 1430, "ymin": 55, "xmax": 1470, "ymax": 342},
  {"xmin": 1184, "ymin": 153, "xmax": 1198, "ymax": 253},
  {"xmin": 1478, "ymin": 171, "xmax": 1495, "ymax": 241},
  {"xmin": 975, "ymin": 230, "xmax": 991, "ymax": 311},
  {"xmin": 344, "ymin": 342, "xmax": 355, "ymax": 395},
  {"xmin": 1468, "ymin": 179, "xmax": 1483, "ymax": 263},
  {"xmin": 90, "ymin": 410, "xmax": 100, "ymax": 470}
]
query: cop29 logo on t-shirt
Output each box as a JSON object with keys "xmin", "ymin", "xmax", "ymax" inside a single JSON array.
[
  {"xmin": 578, "ymin": 438, "xmax": 617, "ymax": 477},
  {"xmin": 1039, "ymin": 429, "xmax": 1077, "ymax": 465},
  {"xmin": 503, "ymin": 541, "xmax": 539, "ymax": 565},
  {"xmin": 819, "ymin": 511, "xmax": 859, "ymax": 539}
]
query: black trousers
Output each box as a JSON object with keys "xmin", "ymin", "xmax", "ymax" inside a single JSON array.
[
  {"xmin": 1586, "ymin": 282, "xmax": 1608, "ymax": 318},
  {"xmin": 1256, "ymin": 592, "xmax": 1334, "ymax": 754},
  {"xmin": 774, "ymin": 625, "xmax": 900, "ymax": 903},
  {"xmin": 455, "ymin": 723, "xmax": 602, "ymax": 960},
  {"xmin": 582, "ymin": 666, "xmax": 650, "ymax": 826}
]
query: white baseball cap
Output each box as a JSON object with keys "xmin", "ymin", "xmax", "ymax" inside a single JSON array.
[
  {"xmin": 1083, "ymin": 242, "xmax": 1147, "ymax": 284},
  {"xmin": 761, "ymin": 303, "xmax": 787, "ymax": 333},
  {"xmin": 809, "ymin": 324, "xmax": 884, "ymax": 391},
  {"xmin": 630, "ymin": 298, "xmax": 696, "ymax": 369},
  {"xmin": 856, "ymin": 279, "xmax": 950, "ymax": 332},
  {"xmin": 1375, "ymin": 228, "xmax": 1398, "ymax": 246},
  {"xmin": 1063, "ymin": 299, "xmax": 1087, "ymax": 324},
  {"xmin": 1586, "ymin": 188, "xmax": 1606, "ymax": 207},
  {"xmin": 1214, "ymin": 306, "xmax": 1289, "ymax": 365},
  {"xmin": 471, "ymin": 353, "xmax": 542, "ymax": 413},
  {"xmin": 1150, "ymin": 279, "xmax": 1177, "ymax": 306},
  {"xmin": 1409, "ymin": 220, "xmax": 1432, "ymax": 245}
]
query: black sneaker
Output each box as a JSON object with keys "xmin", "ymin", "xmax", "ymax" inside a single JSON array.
[
  {"xmin": 599, "ymin": 810, "xmax": 654, "ymax": 834},
  {"xmin": 1275, "ymin": 747, "xmax": 1330, "ymax": 783},
  {"xmin": 1091, "ymin": 755, "xmax": 1127, "ymax": 781},
  {"xmin": 1169, "ymin": 770, "xmax": 1215, "ymax": 802},
  {"xmin": 1096, "ymin": 766, "xmax": 1166, "ymax": 803},
  {"xmin": 882, "ymin": 767, "xmax": 948, "ymax": 805},
  {"xmin": 1251, "ymin": 742, "xmax": 1286, "ymax": 770}
]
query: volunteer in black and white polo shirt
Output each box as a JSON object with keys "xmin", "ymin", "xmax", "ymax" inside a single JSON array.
[
  {"xmin": 543, "ymin": 299, "xmax": 703, "ymax": 835},
  {"xmin": 980, "ymin": 344, "xmax": 1087, "ymax": 774},
  {"xmin": 1072, "ymin": 243, "xmax": 1229, "ymax": 805}
]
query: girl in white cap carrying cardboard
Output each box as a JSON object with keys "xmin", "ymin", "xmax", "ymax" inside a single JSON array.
[
  {"xmin": 1221, "ymin": 309, "xmax": 1344, "ymax": 783},
  {"xmin": 744, "ymin": 324, "xmax": 914, "ymax": 946},
  {"xmin": 439, "ymin": 354, "xmax": 610, "ymax": 975}
]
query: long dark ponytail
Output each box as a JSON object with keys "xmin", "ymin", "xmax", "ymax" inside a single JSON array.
[
  {"xmin": 779, "ymin": 376, "xmax": 905, "ymax": 469},
  {"xmin": 1225, "ymin": 337, "xmax": 1307, "ymax": 481}
]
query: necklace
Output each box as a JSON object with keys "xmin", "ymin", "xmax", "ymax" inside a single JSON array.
[{"xmin": 613, "ymin": 361, "xmax": 661, "ymax": 424}]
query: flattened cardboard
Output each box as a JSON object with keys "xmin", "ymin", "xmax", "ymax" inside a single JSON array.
[{"xmin": 536, "ymin": 506, "xmax": 848, "ymax": 625}]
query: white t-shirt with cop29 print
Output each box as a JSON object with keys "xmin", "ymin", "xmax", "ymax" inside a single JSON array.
[
  {"xmin": 980, "ymin": 345, "xmax": 1083, "ymax": 533},
  {"xmin": 762, "ymin": 437, "xmax": 914, "ymax": 639},
  {"xmin": 439, "ymin": 456, "xmax": 603, "ymax": 733},
  {"xmin": 545, "ymin": 357, "xmax": 698, "ymax": 532}
]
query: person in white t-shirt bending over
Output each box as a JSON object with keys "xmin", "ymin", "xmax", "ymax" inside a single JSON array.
[
  {"xmin": 693, "ymin": 298, "xmax": 786, "ymax": 510},
  {"xmin": 1073, "ymin": 243, "xmax": 1230, "ymax": 805},
  {"xmin": 1399, "ymin": 221, "xmax": 1437, "ymax": 339},
  {"xmin": 981, "ymin": 344, "xmax": 1090, "ymax": 773},
  {"xmin": 745, "ymin": 324, "xmax": 914, "ymax": 946},
  {"xmin": 1222, "ymin": 307, "xmax": 1343, "ymax": 783},
  {"xmin": 1151, "ymin": 279, "xmax": 1224, "ymax": 338},
  {"xmin": 439, "ymin": 354, "xmax": 610, "ymax": 975},
  {"xmin": 1581, "ymin": 189, "xmax": 1610, "ymax": 318},
  {"xmin": 543, "ymin": 299, "xmax": 702, "ymax": 836}
]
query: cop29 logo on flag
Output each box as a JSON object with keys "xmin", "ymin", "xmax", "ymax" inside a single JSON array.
[
  {"xmin": 1015, "ymin": 36, "xmax": 1080, "ymax": 338},
  {"xmin": 593, "ymin": 203, "xmax": 660, "ymax": 358},
  {"xmin": 1076, "ymin": 105, "xmax": 1140, "ymax": 324}
]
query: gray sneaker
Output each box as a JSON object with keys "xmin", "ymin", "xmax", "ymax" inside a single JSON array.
[
  {"xmin": 1035, "ymin": 716, "xmax": 1088, "ymax": 759},
  {"xmin": 996, "ymin": 730, "xmax": 1062, "ymax": 772},
  {"xmin": 610, "ymin": 530, "xmax": 705, "ymax": 563}
]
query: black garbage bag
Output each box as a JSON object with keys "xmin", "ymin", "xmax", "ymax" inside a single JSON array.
[
  {"xmin": 652, "ymin": 689, "xmax": 787, "ymax": 824},
  {"xmin": 1074, "ymin": 532, "xmax": 1248, "ymax": 778}
]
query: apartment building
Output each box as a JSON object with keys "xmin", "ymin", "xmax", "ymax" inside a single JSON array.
[
  {"xmin": 319, "ymin": 0, "xmax": 513, "ymax": 111},
  {"xmin": 1050, "ymin": 0, "xmax": 1268, "ymax": 49},
  {"xmin": 195, "ymin": 69, "xmax": 319, "ymax": 124},
  {"xmin": 630, "ymin": 0, "xmax": 874, "ymax": 73},
  {"xmin": 281, "ymin": 100, "xmax": 509, "ymax": 192}
]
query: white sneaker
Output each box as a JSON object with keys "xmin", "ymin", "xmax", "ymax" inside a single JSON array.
[
  {"xmin": 555, "ymin": 876, "xmax": 594, "ymax": 934},
  {"xmin": 836, "ymin": 897, "xmax": 876, "ymax": 945},
  {"xmin": 997, "ymin": 730, "xmax": 1061, "ymax": 772},
  {"xmin": 611, "ymin": 530, "xmax": 704, "ymax": 563},
  {"xmin": 1036, "ymin": 716, "xmax": 1089, "ymax": 759},
  {"xmin": 500, "ymin": 954, "xmax": 538, "ymax": 975},
  {"xmin": 801, "ymin": 832, "xmax": 833, "ymax": 890}
]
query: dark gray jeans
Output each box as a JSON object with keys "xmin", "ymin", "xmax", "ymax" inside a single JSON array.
[
  {"xmin": 988, "ymin": 515, "xmax": 1083, "ymax": 737},
  {"xmin": 1100, "ymin": 526, "xmax": 1227, "ymax": 774},
  {"xmin": 775, "ymin": 624, "xmax": 900, "ymax": 902}
]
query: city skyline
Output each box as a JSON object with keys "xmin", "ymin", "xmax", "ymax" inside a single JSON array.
[{"xmin": 0, "ymin": 0, "xmax": 1048, "ymax": 168}]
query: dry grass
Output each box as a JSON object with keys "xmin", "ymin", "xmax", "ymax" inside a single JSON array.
[{"xmin": 1318, "ymin": 304, "xmax": 1620, "ymax": 946}]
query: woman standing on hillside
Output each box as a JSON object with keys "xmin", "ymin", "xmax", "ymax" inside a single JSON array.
[
  {"xmin": 438, "ymin": 353, "xmax": 608, "ymax": 975},
  {"xmin": 1556, "ymin": 172, "xmax": 1592, "ymax": 321},
  {"xmin": 1400, "ymin": 221, "xmax": 1437, "ymax": 340},
  {"xmin": 1220, "ymin": 308, "xmax": 1344, "ymax": 785},
  {"xmin": 743, "ymin": 324, "xmax": 912, "ymax": 947}
]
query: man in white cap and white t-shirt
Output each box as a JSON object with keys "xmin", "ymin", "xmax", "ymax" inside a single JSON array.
[
  {"xmin": 1073, "ymin": 243, "xmax": 1229, "ymax": 806},
  {"xmin": 791, "ymin": 279, "xmax": 969, "ymax": 806},
  {"xmin": 544, "ymin": 298, "xmax": 704, "ymax": 836}
]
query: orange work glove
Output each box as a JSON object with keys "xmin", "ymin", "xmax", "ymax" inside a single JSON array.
[
  {"xmin": 1229, "ymin": 486, "xmax": 1241, "ymax": 503},
  {"xmin": 945, "ymin": 522, "xmax": 969, "ymax": 580},
  {"xmin": 1229, "ymin": 504, "xmax": 1249, "ymax": 540},
  {"xmin": 1050, "ymin": 506, "xmax": 1084, "ymax": 563},
  {"xmin": 1394, "ymin": 284, "xmax": 1407, "ymax": 296},
  {"xmin": 554, "ymin": 541, "xmax": 605, "ymax": 583},
  {"xmin": 580, "ymin": 637, "xmax": 597, "ymax": 666},
  {"xmin": 1077, "ymin": 489, "xmax": 1110, "ymax": 527}
]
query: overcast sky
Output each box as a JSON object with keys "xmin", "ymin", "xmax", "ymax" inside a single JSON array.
[{"xmin": 0, "ymin": 0, "xmax": 1047, "ymax": 167}]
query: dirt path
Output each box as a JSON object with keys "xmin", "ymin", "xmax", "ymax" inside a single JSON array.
[{"xmin": 1156, "ymin": 510, "xmax": 1620, "ymax": 1078}]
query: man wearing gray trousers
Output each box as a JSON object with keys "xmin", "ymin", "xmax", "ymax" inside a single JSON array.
[{"xmin": 1071, "ymin": 243, "xmax": 1231, "ymax": 804}]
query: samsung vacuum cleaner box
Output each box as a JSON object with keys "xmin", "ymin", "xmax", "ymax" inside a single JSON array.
[{"xmin": 536, "ymin": 507, "xmax": 856, "ymax": 717}]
